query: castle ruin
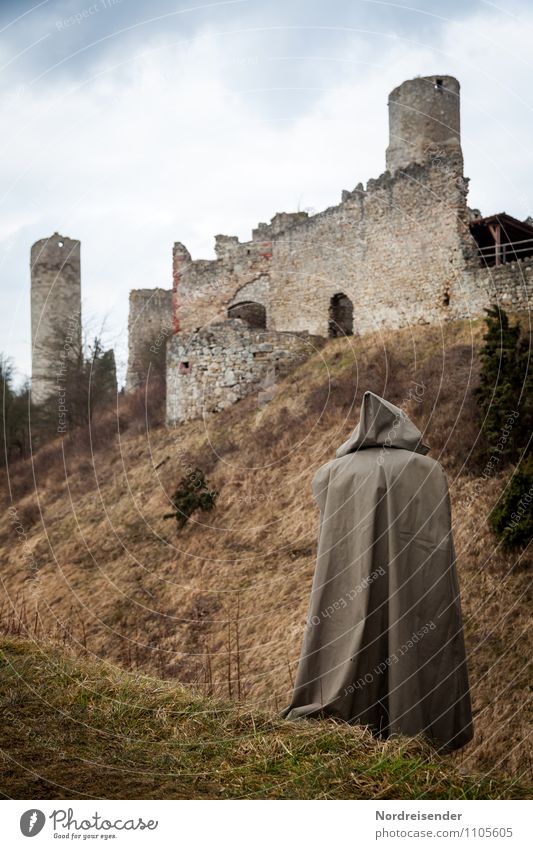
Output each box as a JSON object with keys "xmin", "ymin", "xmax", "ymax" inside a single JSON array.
[
  {"xmin": 83, "ymin": 74, "xmax": 532, "ymax": 424},
  {"xmin": 29, "ymin": 78, "xmax": 533, "ymax": 416},
  {"xmin": 142, "ymin": 75, "xmax": 532, "ymax": 426}
]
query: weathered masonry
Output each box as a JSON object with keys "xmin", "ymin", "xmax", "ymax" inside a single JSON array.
[
  {"xmin": 30, "ymin": 233, "xmax": 82, "ymax": 406},
  {"xmin": 126, "ymin": 288, "xmax": 173, "ymax": 392},
  {"xmin": 124, "ymin": 75, "xmax": 533, "ymax": 424},
  {"xmin": 31, "ymin": 233, "xmax": 120, "ymax": 410},
  {"xmin": 166, "ymin": 319, "xmax": 317, "ymax": 423}
]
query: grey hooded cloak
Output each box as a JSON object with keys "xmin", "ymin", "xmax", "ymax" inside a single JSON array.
[{"xmin": 283, "ymin": 391, "xmax": 473, "ymax": 752}]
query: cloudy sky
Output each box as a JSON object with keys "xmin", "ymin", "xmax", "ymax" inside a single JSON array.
[{"xmin": 1, "ymin": 0, "xmax": 532, "ymax": 385}]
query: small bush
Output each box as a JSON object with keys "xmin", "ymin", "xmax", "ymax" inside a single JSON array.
[
  {"xmin": 489, "ymin": 455, "xmax": 533, "ymax": 549},
  {"xmin": 164, "ymin": 468, "xmax": 218, "ymax": 530}
]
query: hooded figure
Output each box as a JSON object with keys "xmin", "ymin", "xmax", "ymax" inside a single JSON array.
[{"xmin": 283, "ymin": 391, "xmax": 473, "ymax": 752}]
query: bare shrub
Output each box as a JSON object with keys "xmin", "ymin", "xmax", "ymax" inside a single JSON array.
[{"xmin": 118, "ymin": 379, "xmax": 166, "ymax": 434}]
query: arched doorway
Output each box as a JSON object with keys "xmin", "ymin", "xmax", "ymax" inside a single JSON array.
[
  {"xmin": 228, "ymin": 301, "xmax": 266, "ymax": 329},
  {"xmin": 328, "ymin": 293, "xmax": 353, "ymax": 337}
]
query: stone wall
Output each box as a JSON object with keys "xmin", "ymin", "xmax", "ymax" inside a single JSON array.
[
  {"xmin": 228, "ymin": 274, "xmax": 269, "ymax": 311},
  {"xmin": 462, "ymin": 256, "xmax": 533, "ymax": 315},
  {"xmin": 30, "ymin": 233, "xmax": 81, "ymax": 406},
  {"xmin": 166, "ymin": 319, "xmax": 316, "ymax": 424},
  {"xmin": 125, "ymin": 288, "xmax": 173, "ymax": 392},
  {"xmin": 172, "ymin": 235, "xmax": 275, "ymax": 335},
  {"xmin": 169, "ymin": 75, "xmax": 472, "ymax": 342},
  {"xmin": 170, "ymin": 162, "xmax": 470, "ymax": 341},
  {"xmin": 268, "ymin": 159, "xmax": 470, "ymax": 337}
]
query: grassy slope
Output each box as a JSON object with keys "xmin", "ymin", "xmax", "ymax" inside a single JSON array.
[
  {"xmin": 0, "ymin": 637, "xmax": 530, "ymax": 800},
  {"xmin": 1, "ymin": 317, "xmax": 531, "ymax": 790}
]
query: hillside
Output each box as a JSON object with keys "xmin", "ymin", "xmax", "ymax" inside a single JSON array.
[
  {"xmin": 1, "ymin": 636, "xmax": 530, "ymax": 799},
  {"xmin": 1, "ymin": 317, "xmax": 531, "ymax": 789}
]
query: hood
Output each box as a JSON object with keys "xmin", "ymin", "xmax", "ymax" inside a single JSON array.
[{"xmin": 335, "ymin": 391, "xmax": 430, "ymax": 458}]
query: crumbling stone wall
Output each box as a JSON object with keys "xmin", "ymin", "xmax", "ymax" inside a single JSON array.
[
  {"xmin": 172, "ymin": 213, "xmax": 310, "ymax": 335},
  {"xmin": 170, "ymin": 76, "xmax": 472, "ymax": 343},
  {"xmin": 172, "ymin": 167, "xmax": 467, "ymax": 341},
  {"xmin": 30, "ymin": 233, "xmax": 81, "ymax": 406},
  {"xmin": 166, "ymin": 319, "xmax": 314, "ymax": 424},
  {"xmin": 126, "ymin": 288, "xmax": 173, "ymax": 392},
  {"xmin": 268, "ymin": 159, "xmax": 470, "ymax": 337}
]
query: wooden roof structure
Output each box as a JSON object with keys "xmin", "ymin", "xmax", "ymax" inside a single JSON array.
[{"xmin": 470, "ymin": 212, "xmax": 533, "ymax": 267}]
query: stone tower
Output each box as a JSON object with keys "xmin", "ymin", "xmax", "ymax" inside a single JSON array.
[
  {"xmin": 125, "ymin": 288, "xmax": 173, "ymax": 392},
  {"xmin": 386, "ymin": 75, "xmax": 462, "ymax": 174},
  {"xmin": 30, "ymin": 233, "xmax": 81, "ymax": 405}
]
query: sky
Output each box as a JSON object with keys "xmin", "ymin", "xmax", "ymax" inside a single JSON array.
[{"xmin": 1, "ymin": 0, "xmax": 533, "ymax": 386}]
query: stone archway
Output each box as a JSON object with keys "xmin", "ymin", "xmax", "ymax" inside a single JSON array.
[
  {"xmin": 328, "ymin": 293, "xmax": 353, "ymax": 337},
  {"xmin": 228, "ymin": 301, "xmax": 266, "ymax": 329}
]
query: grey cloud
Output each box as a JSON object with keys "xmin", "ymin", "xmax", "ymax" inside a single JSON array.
[{"xmin": 0, "ymin": 0, "xmax": 495, "ymax": 85}]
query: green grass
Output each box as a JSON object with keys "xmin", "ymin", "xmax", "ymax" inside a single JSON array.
[{"xmin": 0, "ymin": 637, "xmax": 530, "ymax": 800}]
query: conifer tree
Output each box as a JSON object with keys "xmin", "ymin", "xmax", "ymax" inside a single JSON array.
[
  {"xmin": 476, "ymin": 306, "xmax": 525, "ymax": 465},
  {"xmin": 490, "ymin": 454, "xmax": 533, "ymax": 549},
  {"xmin": 164, "ymin": 469, "xmax": 217, "ymax": 531}
]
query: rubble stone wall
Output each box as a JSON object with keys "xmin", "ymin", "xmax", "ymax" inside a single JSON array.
[
  {"xmin": 462, "ymin": 257, "xmax": 533, "ymax": 316},
  {"xmin": 166, "ymin": 319, "xmax": 317, "ymax": 424},
  {"xmin": 268, "ymin": 158, "xmax": 471, "ymax": 337}
]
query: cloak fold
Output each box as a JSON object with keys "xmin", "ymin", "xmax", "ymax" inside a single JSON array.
[{"xmin": 283, "ymin": 391, "xmax": 473, "ymax": 752}]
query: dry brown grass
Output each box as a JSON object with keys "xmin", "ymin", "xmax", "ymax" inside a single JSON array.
[{"xmin": 1, "ymin": 317, "xmax": 531, "ymax": 787}]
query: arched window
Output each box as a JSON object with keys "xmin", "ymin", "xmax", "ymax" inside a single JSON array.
[
  {"xmin": 328, "ymin": 293, "xmax": 353, "ymax": 337},
  {"xmin": 228, "ymin": 301, "xmax": 266, "ymax": 329}
]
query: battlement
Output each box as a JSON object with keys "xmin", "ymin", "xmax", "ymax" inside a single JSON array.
[
  {"xmin": 386, "ymin": 75, "xmax": 462, "ymax": 174},
  {"xmin": 31, "ymin": 232, "xmax": 80, "ymax": 270}
]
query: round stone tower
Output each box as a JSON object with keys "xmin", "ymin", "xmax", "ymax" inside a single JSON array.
[
  {"xmin": 385, "ymin": 75, "xmax": 462, "ymax": 174},
  {"xmin": 30, "ymin": 233, "xmax": 81, "ymax": 405}
]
